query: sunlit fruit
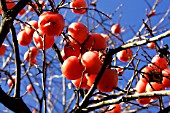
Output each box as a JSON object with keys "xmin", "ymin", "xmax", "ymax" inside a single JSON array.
[
  {"xmin": 38, "ymin": 12, "xmax": 65, "ymax": 36},
  {"xmin": 63, "ymin": 43, "xmax": 81, "ymax": 59},
  {"xmin": 33, "ymin": 29, "xmax": 54, "ymax": 49},
  {"xmin": 24, "ymin": 47, "xmax": 38, "ymax": 62},
  {"xmin": 7, "ymin": 79, "xmax": 13, "ymax": 87},
  {"xmin": 105, "ymin": 104, "xmax": 121, "ymax": 113},
  {"xmin": 25, "ymin": 20, "xmax": 38, "ymax": 36},
  {"xmin": 62, "ymin": 56, "xmax": 85, "ymax": 80},
  {"xmin": 86, "ymin": 74, "xmax": 96, "ymax": 87},
  {"xmin": 87, "ymin": 69, "xmax": 118, "ymax": 92},
  {"xmin": 68, "ymin": 22, "xmax": 89, "ymax": 44},
  {"xmin": 117, "ymin": 49, "xmax": 133, "ymax": 62},
  {"xmin": 140, "ymin": 65, "xmax": 160, "ymax": 83},
  {"xmin": 147, "ymin": 42, "xmax": 155, "ymax": 49},
  {"xmin": 0, "ymin": 44, "xmax": 6, "ymax": 56},
  {"xmin": 145, "ymin": 82, "xmax": 165, "ymax": 95},
  {"xmin": 81, "ymin": 51, "xmax": 102, "ymax": 74},
  {"xmin": 97, "ymin": 69, "xmax": 118, "ymax": 92},
  {"xmin": 145, "ymin": 82, "xmax": 165, "ymax": 99},
  {"xmin": 151, "ymin": 55, "xmax": 168, "ymax": 70},
  {"xmin": 17, "ymin": 30, "xmax": 33, "ymax": 46},
  {"xmin": 70, "ymin": 0, "xmax": 87, "ymax": 14},
  {"xmin": 111, "ymin": 24, "xmax": 121, "ymax": 34},
  {"xmin": 30, "ymin": 58, "xmax": 37, "ymax": 65},
  {"xmin": 71, "ymin": 75, "xmax": 89, "ymax": 89},
  {"xmin": 7, "ymin": 76, "xmax": 16, "ymax": 87},
  {"xmin": 27, "ymin": 84, "xmax": 33, "ymax": 92},
  {"xmin": 100, "ymin": 33, "xmax": 109, "ymax": 41},
  {"xmin": 135, "ymin": 79, "xmax": 147, "ymax": 93},
  {"xmin": 84, "ymin": 33, "xmax": 107, "ymax": 51},
  {"xmin": 162, "ymin": 68, "xmax": 170, "ymax": 88},
  {"xmin": 32, "ymin": 109, "xmax": 37, "ymax": 113}
]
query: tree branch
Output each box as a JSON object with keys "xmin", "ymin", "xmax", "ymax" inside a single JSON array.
[
  {"xmin": 0, "ymin": 87, "xmax": 31, "ymax": 113},
  {"xmin": 0, "ymin": 0, "xmax": 30, "ymax": 46},
  {"xmin": 11, "ymin": 25, "xmax": 21, "ymax": 98},
  {"xmin": 83, "ymin": 90, "xmax": 170, "ymax": 112}
]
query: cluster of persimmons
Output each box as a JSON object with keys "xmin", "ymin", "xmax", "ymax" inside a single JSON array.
[
  {"xmin": 135, "ymin": 54, "xmax": 170, "ymax": 104},
  {"xmin": 0, "ymin": 0, "xmax": 166, "ymax": 113}
]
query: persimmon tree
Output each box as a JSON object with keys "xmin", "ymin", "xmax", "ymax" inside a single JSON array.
[{"xmin": 0, "ymin": 0, "xmax": 170, "ymax": 113}]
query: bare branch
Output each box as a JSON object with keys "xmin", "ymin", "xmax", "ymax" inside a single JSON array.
[
  {"xmin": 83, "ymin": 90, "xmax": 170, "ymax": 112},
  {"xmin": 0, "ymin": 87, "xmax": 31, "ymax": 113},
  {"xmin": 10, "ymin": 25, "xmax": 21, "ymax": 98}
]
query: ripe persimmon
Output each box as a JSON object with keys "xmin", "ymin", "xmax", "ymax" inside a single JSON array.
[
  {"xmin": 38, "ymin": 12, "xmax": 65, "ymax": 36},
  {"xmin": 62, "ymin": 56, "xmax": 84, "ymax": 80},
  {"xmin": 24, "ymin": 47, "xmax": 38, "ymax": 62},
  {"xmin": 68, "ymin": 22, "xmax": 89, "ymax": 44},
  {"xmin": 117, "ymin": 49, "xmax": 133, "ymax": 62},
  {"xmin": 25, "ymin": 20, "xmax": 38, "ymax": 36},
  {"xmin": 81, "ymin": 51, "xmax": 102, "ymax": 74},
  {"xmin": 97, "ymin": 69, "xmax": 118, "ymax": 92},
  {"xmin": 27, "ymin": 84, "xmax": 33, "ymax": 92},
  {"xmin": 111, "ymin": 24, "xmax": 121, "ymax": 34},
  {"xmin": 17, "ymin": 30, "xmax": 33, "ymax": 46},
  {"xmin": 71, "ymin": 75, "xmax": 89, "ymax": 89},
  {"xmin": 63, "ymin": 43, "xmax": 81, "ymax": 59},
  {"xmin": 162, "ymin": 68, "xmax": 170, "ymax": 88},
  {"xmin": 84, "ymin": 33, "xmax": 107, "ymax": 51},
  {"xmin": 140, "ymin": 65, "xmax": 160, "ymax": 83},
  {"xmin": 151, "ymin": 55, "xmax": 168, "ymax": 70},
  {"xmin": 7, "ymin": 76, "xmax": 16, "ymax": 87},
  {"xmin": 33, "ymin": 29, "xmax": 54, "ymax": 49},
  {"xmin": 106, "ymin": 104, "xmax": 121, "ymax": 113},
  {"xmin": 145, "ymin": 82, "xmax": 165, "ymax": 99},
  {"xmin": 87, "ymin": 69, "xmax": 118, "ymax": 92},
  {"xmin": 0, "ymin": 44, "xmax": 6, "ymax": 56},
  {"xmin": 135, "ymin": 79, "xmax": 147, "ymax": 93},
  {"xmin": 70, "ymin": 0, "xmax": 87, "ymax": 14},
  {"xmin": 147, "ymin": 42, "xmax": 155, "ymax": 49}
]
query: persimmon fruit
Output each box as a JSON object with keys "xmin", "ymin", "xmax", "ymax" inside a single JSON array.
[
  {"xmin": 27, "ymin": 84, "xmax": 33, "ymax": 92},
  {"xmin": 25, "ymin": 20, "xmax": 38, "ymax": 36},
  {"xmin": 162, "ymin": 68, "xmax": 170, "ymax": 88},
  {"xmin": 38, "ymin": 12, "xmax": 65, "ymax": 36},
  {"xmin": 0, "ymin": 44, "xmax": 6, "ymax": 56},
  {"xmin": 68, "ymin": 22, "xmax": 89, "ymax": 44},
  {"xmin": 33, "ymin": 29, "xmax": 54, "ymax": 49},
  {"xmin": 84, "ymin": 33, "xmax": 107, "ymax": 51},
  {"xmin": 62, "ymin": 56, "xmax": 84, "ymax": 80},
  {"xmin": 70, "ymin": 0, "xmax": 87, "ymax": 14},
  {"xmin": 117, "ymin": 49, "xmax": 133, "ymax": 62},
  {"xmin": 24, "ymin": 47, "xmax": 38, "ymax": 62},
  {"xmin": 105, "ymin": 104, "xmax": 121, "ymax": 113},
  {"xmin": 17, "ymin": 30, "xmax": 33, "ymax": 46},
  {"xmin": 63, "ymin": 43, "xmax": 81, "ymax": 59},
  {"xmin": 81, "ymin": 51, "xmax": 102, "ymax": 74},
  {"xmin": 111, "ymin": 24, "xmax": 121, "ymax": 34}
]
